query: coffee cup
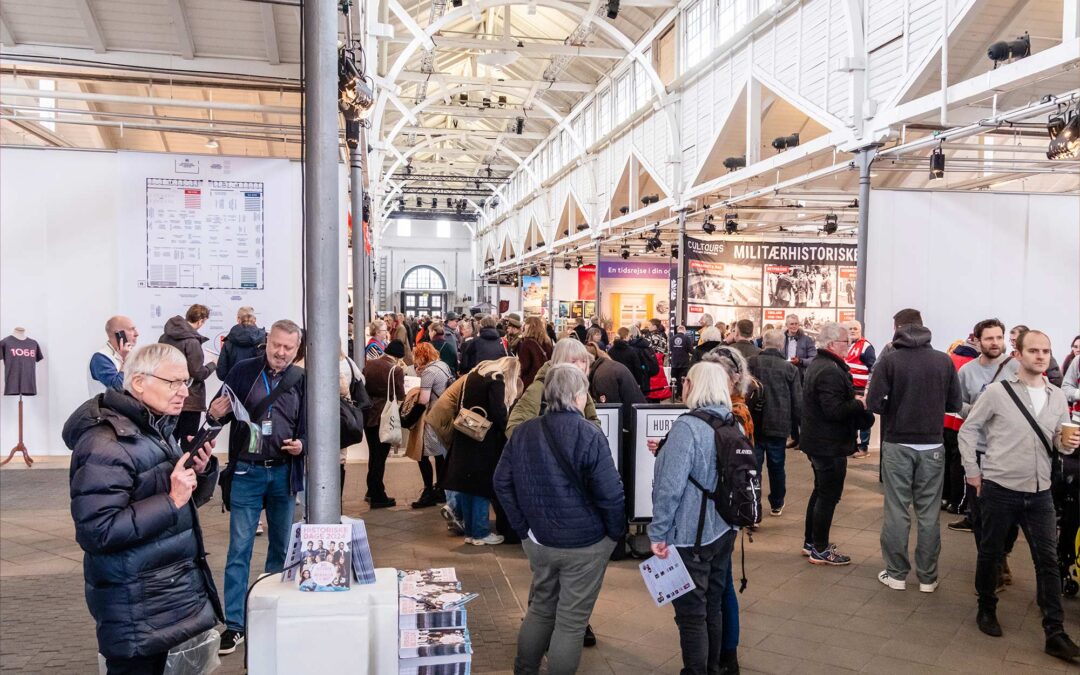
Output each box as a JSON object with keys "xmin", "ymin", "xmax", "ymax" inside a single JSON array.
[{"xmin": 1061, "ymin": 422, "xmax": 1080, "ymax": 447}]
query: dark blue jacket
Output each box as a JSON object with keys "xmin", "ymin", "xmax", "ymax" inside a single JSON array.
[
  {"xmin": 63, "ymin": 390, "xmax": 222, "ymax": 660},
  {"xmin": 216, "ymin": 324, "xmax": 266, "ymax": 380},
  {"xmin": 493, "ymin": 410, "xmax": 626, "ymax": 548},
  {"xmin": 458, "ymin": 327, "xmax": 509, "ymax": 372}
]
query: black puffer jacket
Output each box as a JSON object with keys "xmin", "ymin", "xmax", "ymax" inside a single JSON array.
[
  {"xmin": 216, "ymin": 324, "xmax": 266, "ymax": 380},
  {"xmin": 748, "ymin": 348, "xmax": 802, "ymax": 440},
  {"xmin": 459, "ymin": 327, "xmax": 509, "ymax": 372},
  {"xmin": 63, "ymin": 390, "xmax": 222, "ymax": 660},
  {"xmin": 800, "ymin": 349, "xmax": 875, "ymax": 457},
  {"xmin": 158, "ymin": 316, "xmax": 214, "ymax": 412}
]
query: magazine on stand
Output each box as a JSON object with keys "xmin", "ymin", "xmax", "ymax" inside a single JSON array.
[
  {"xmin": 399, "ymin": 598, "xmax": 467, "ymax": 630},
  {"xmin": 341, "ymin": 516, "xmax": 377, "ymax": 584},
  {"xmin": 399, "ymin": 628, "xmax": 472, "ymax": 658},
  {"xmin": 399, "ymin": 580, "xmax": 478, "ymax": 611},
  {"xmin": 398, "ymin": 656, "xmax": 472, "ymax": 674},
  {"xmin": 399, "ymin": 568, "xmax": 459, "ymax": 584},
  {"xmin": 294, "ymin": 524, "xmax": 352, "ymax": 591}
]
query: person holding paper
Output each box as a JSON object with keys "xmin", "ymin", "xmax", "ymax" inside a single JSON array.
[{"xmin": 648, "ymin": 361, "xmax": 739, "ymax": 675}]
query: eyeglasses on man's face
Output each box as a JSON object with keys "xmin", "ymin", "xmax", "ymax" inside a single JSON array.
[{"xmin": 147, "ymin": 374, "xmax": 193, "ymax": 391}]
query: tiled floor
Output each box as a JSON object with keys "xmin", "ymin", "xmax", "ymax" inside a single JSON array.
[{"xmin": 1, "ymin": 450, "xmax": 1077, "ymax": 674}]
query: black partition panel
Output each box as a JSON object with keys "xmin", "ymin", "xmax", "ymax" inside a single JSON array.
[{"xmin": 628, "ymin": 404, "xmax": 688, "ymax": 521}]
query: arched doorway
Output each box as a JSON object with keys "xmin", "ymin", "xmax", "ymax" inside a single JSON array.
[{"xmin": 401, "ymin": 265, "xmax": 447, "ymax": 316}]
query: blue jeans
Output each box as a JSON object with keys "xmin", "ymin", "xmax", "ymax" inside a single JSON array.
[
  {"xmin": 224, "ymin": 462, "xmax": 294, "ymax": 631},
  {"xmin": 457, "ymin": 493, "xmax": 492, "ymax": 539},
  {"xmin": 754, "ymin": 436, "xmax": 787, "ymax": 510}
]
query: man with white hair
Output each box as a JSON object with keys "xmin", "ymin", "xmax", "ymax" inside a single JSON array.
[
  {"xmin": 843, "ymin": 320, "xmax": 876, "ymax": 458},
  {"xmin": 748, "ymin": 329, "xmax": 802, "ymax": 517},
  {"xmin": 800, "ymin": 322, "xmax": 875, "ymax": 566}
]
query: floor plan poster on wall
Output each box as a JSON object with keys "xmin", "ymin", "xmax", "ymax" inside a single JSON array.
[
  {"xmin": 683, "ymin": 237, "xmax": 858, "ymax": 338},
  {"xmin": 145, "ymin": 178, "xmax": 264, "ymax": 290}
]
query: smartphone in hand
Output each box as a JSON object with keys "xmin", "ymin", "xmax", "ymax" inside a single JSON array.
[
  {"xmin": 182, "ymin": 422, "xmax": 223, "ymax": 466},
  {"xmin": 114, "ymin": 330, "xmax": 127, "ymax": 346}
]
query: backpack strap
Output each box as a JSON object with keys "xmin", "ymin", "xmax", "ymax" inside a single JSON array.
[
  {"xmin": 684, "ymin": 409, "xmax": 727, "ymax": 557},
  {"xmin": 1000, "ymin": 381, "xmax": 1055, "ymax": 460}
]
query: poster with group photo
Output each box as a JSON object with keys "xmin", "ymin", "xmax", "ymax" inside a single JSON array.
[{"xmin": 684, "ymin": 237, "xmax": 858, "ymax": 340}]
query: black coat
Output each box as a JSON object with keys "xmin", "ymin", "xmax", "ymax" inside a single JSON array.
[
  {"xmin": 459, "ymin": 327, "xmax": 509, "ymax": 373},
  {"xmin": 588, "ymin": 357, "xmax": 646, "ymax": 424},
  {"xmin": 63, "ymin": 390, "xmax": 222, "ymax": 660},
  {"xmin": 608, "ymin": 340, "xmax": 647, "ymax": 391},
  {"xmin": 441, "ymin": 371, "xmax": 509, "ymax": 500},
  {"xmin": 800, "ymin": 349, "xmax": 875, "ymax": 457},
  {"xmin": 216, "ymin": 324, "xmax": 266, "ymax": 380},
  {"xmin": 748, "ymin": 348, "xmax": 802, "ymax": 440},
  {"xmin": 158, "ymin": 316, "xmax": 214, "ymax": 412},
  {"xmin": 691, "ymin": 340, "xmax": 724, "ymax": 365}
]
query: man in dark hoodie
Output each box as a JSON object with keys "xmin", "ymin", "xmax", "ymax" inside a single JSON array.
[
  {"xmin": 216, "ymin": 306, "xmax": 266, "ymax": 381},
  {"xmin": 866, "ymin": 308, "xmax": 962, "ymax": 593},
  {"xmin": 627, "ymin": 325, "xmax": 660, "ymax": 394},
  {"xmin": 158, "ymin": 304, "xmax": 216, "ymax": 442},
  {"xmin": 459, "ymin": 315, "xmax": 509, "ymax": 372},
  {"xmin": 608, "ymin": 327, "xmax": 648, "ymax": 394}
]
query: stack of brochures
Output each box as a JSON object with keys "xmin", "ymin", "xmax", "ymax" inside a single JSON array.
[{"xmin": 398, "ymin": 568, "xmax": 476, "ymax": 674}]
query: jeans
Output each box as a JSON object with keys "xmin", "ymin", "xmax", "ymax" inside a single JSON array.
[
  {"xmin": 363, "ymin": 426, "xmax": 392, "ymax": 500},
  {"xmin": 975, "ymin": 481, "xmax": 1065, "ymax": 637},
  {"xmin": 224, "ymin": 462, "xmax": 293, "ymax": 632},
  {"xmin": 803, "ymin": 455, "xmax": 847, "ymax": 552},
  {"xmin": 880, "ymin": 443, "xmax": 945, "ymax": 583},
  {"xmin": 858, "ymin": 427, "xmax": 871, "ymax": 449},
  {"xmin": 516, "ymin": 538, "xmax": 615, "ymax": 675},
  {"xmin": 671, "ymin": 366, "xmax": 689, "ymax": 402},
  {"xmin": 105, "ymin": 652, "xmax": 167, "ymax": 675},
  {"xmin": 457, "ymin": 493, "xmax": 492, "ymax": 539},
  {"xmin": 754, "ymin": 436, "xmax": 787, "ymax": 510},
  {"xmin": 721, "ymin": 563, "xmax": 739, "ymax": 655},
  {"xmin": 672, "ymin": 530, "xmax": 737, "ymax": 675}
]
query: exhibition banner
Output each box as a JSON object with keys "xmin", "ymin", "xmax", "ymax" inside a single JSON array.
[
  {"xmin": 598, "ymin": 258, "xmax": 671, "ymax": 329},
  {"xmin": 684, "ymin": 237, "xmax": 857, "ymax": 337},
  {"xmin": 521, "ymin": 275, "xmax": 548, "ymax": 317},
  {"xmin": 578, "ymin": 264, "xmax": 596, "ymax": 300}
]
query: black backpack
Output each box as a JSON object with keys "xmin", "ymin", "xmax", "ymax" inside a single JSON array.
[{"xmin": 685, "ymin": 409, "xmax": 762, "ymax": 535}]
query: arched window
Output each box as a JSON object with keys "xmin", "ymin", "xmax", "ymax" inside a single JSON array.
[{"xmin": 402, "ymin": 265, "xmax": 446, "ymax": 290}]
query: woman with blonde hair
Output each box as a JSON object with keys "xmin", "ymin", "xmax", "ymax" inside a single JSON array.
[
  {"xmin": 409, "ymin": 342, "xmax": 454, "ymax": 509},
  {"xmin": 440, "ymin": 356, "xmax": 521, "ymax": 545},
  {"xmin": 365, "ymin": 319, "xmax": 390, "ymax": 360},
  {"xmin": 517, "ymin": 316, "xmax": 554, "ymax": 389}
]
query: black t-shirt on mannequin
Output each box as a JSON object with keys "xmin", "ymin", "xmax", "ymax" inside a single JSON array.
[{"xmin": 0, "ymin": 331, "xmax": 44, "ymax": 396}]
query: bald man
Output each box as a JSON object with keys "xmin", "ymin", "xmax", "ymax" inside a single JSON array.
[
  {"xmin": 88, "ymin": 315, "xmax": 139, "ymax": 396},
  {"xmin": 843, "ymin": 320, "xmax": 876, "ymax": 457}
]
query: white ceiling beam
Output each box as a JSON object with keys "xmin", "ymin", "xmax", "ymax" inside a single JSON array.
[
  {"xmin": 166, "ymin": 0, "xmax": 196, "ymax": 60},
  {"xmin": 413, "ymin": 104, "xmax": 559, "ymax": 119},
  {"xmin": 0, "ymin": 7, "xmax": 16, "ymax": 46},
  {"xmin": 398, "ymin": 71, "xmax": 594, "ymax": 93},
  {"xmin": 0, "ymin": 86, "xmax": 296, "ymax": 114},
  {"xmin": 387, "ymin": 35, "xmax": 625, "ymax": 59},
  {"xmin": 77, "ymin": 81, "xmax": 113, "ymax": 150},
  {"xmin": 398, "ymin": 125, "xmax": 547, "ymax": 140},
  {"xmin": 74, "ymin": 0, "xmax": 107, "ymax": 54},
  {"xmin": 388, "ymin": 0, "xmax": 435, "ymax": 51},
  {"xmin": 5, "ymin": 118, "xmax": 76, "ymax": 147},
  {"xmin": 0, "ymin": 45, "xmax": 299, "ymax": 79},
  {"xmin": 565, "ymin": 0, "xmax": 675, "ymax": 5},
  {"xmin": 260, "ymin": 4, "xmax": 281, "ymax": 66}
]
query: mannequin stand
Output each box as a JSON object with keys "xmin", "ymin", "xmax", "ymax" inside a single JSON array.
[{"xmin": 3, "ymin": 395, "xmax": 34, "ymax": 467}]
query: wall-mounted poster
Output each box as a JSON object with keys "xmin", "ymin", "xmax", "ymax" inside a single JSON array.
[
  {"xmin": 570, "ymin": 301, "xmax": 584, "ymax": 319},
  {"xmin": 598, "ymin": 259, "xmax": 670, "ymax": 328},
  {"xmin": 578, "ymin": 264, "xmax": 596, "ymax": 300},
  {"xmin": 684, "ymin": 237, "xmax": 857, "ymax": 340},
  {"xmin": 558, "ymin": 301, "xmax": 570, "ymax": 318},
  {"xmin": 522, "ymin": 275, "xmax": 548, "ymax": 317},
  {"xmin": 583, "ymin": 301, "xmax": 596, "ymax": 318}
]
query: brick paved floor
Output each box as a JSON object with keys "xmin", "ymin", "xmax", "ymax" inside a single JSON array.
[{"xmin": 2, "ymin": 451, "xmax": 1078, "ymax": 674}]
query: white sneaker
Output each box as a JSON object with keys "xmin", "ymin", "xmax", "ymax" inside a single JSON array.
[
  {"xmin": 878, "ymin": 570, "xmax": 906, "ymax": 590},
  {"xmin": 256, "ymin": 521, "xmax": 264, "ymax": 536},
  {"xmin": 463, "ymin": 537, "xmax": 474, "ymax": 544},
  {"xmin": 470, "ymin": 534, "xmax": 505, "ymax": 546},
  {"xmin": 919, "ymin": 581, "xmax": 939, "ymax": 593}
]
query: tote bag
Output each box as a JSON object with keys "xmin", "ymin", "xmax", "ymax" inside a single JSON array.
[{"xmin": 378, "ymin": 366, "xmax": 403, "ymax": 446}]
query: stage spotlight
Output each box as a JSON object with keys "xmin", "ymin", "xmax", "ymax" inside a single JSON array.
[
  {"xmin": 1047, "ymin": 111, "xmax": 1067, "ymax": 139},
  {"xmin": 823, "ymin": 213, "xmax": 838, "ymax": 235},
  {"xmin": 515, "ymin": 117, "xmax": 525, "ymax": 135},
  {"xmin": 564, "ymin": 259, "xmax": 572, "ymax": 270},
  {"xmin": 987, "ymin": 32, "xmax": 1030, "ymax": 68},
  {"xmin": 702, "ymin": 214, "xmax": 716, "ymax": 235},
  {"xmin": 724, "ymin": 213, "xmax": 738, "ymax": 235},
  {"xmin": 576, "ymin": 255, "xmax": 583, "ymax": 266},
  {"xmin": 771, "ymin": 132, "xmax": 800, "ymax": 152},
  {"xmin": 416, "ymin": 197, "xmax": 423, "ymax": 208},
  {"xmin": 606, "ymin": 0, "xmax": 619, "ymax": 19},
  {"xmin": 723, "ymin": 156, "xmax": 746, "ymax": 171},
  {"xmin": 458, "ymin": 92, "xmax": 468, "ymax": 105},
  {"xmin": 619, "ymin": 205, "xmax": 630, "ymax": 215},
  {"xmin": 446, "ymin": 198, "xmax": 453, "ymax": 208},
  {"xmin": 620, "ymin": 246, "xmax": 631, "ymax": 260},
  {"xmin": 451, "ymin": 0, "xmax": 462, "ymax": 6},
  {"xmin": 929, "ymin": 146, "xmax": 945, "ymax": 179},
  {"xmin": 529, "ymin": 265, "xmax": 540, "ymax": 276},
  {"xmin": 640, "ymin": 194, "xmax": 659, "ymax": 206},
  {"xmin": 1048, "ymin": 109, "xmax": 1080, "ymax": 160},
  {"xmin": 398, "ymin": 197, "xmax": 405, "ymax": 210},
  {"xmin": 670, "ymin": 244, "xmax": 679, "ymax": 259}
]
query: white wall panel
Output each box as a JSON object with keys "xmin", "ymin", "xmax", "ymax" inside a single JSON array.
[{"xmin": 866, "ymin": 190, "xmax": 1080, "ymax": 358}]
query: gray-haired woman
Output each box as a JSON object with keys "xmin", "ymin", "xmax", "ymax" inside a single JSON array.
[{"xmin": 494, "ymin": 364, "xmax": 625, "ymax": 675}]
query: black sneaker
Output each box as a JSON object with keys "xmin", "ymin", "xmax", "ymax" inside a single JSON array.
[
  {"xmin": 219, "ymin": 629, "xmax": 245, "ymax": 655},
  {"xmin": 1045, "ymin": 633, "xmax": 1080, "ymax": 661},
  {"xmin": 411, "ymin": 488, "xmax": 439, "ymax": 509},
  {"xmin": 369, "ymin": 496, "xmax": 396, "ymax": 509},
  {"xmin": 947, "ymin": 517, "xmax": 973, "ymax": 532},
  {"xmin": 434, "ymin": 488, "xmax": 447, "ymax": 503},
  {"xmin": 976, "ymin": 610, "xmax": 1002, "ymax": 637},
  {"xmin": 583, "ymin": 624, "xmax": 597, "ymax": 647}
]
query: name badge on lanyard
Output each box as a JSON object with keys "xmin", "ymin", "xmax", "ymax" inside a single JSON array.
[{"xmin": 261, "ymin": 419, "xmax": 274, "ymax": 436}]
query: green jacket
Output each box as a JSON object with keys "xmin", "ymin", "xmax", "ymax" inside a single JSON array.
[{"xmin": 506, "ymin": 362, "xmax": 600, "ymax": 438}]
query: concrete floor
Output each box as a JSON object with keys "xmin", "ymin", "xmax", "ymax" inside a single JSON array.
[{"xmin": 1, "ymin": 450, "xmax": 1078, "ymax": 674}]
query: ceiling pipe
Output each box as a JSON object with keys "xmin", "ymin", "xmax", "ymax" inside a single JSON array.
[{"xmin": 0, "ymin": 86, "xmax": 298, "ymax": 115}]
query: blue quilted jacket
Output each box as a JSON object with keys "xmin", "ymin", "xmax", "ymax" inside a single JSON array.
[{"xmin": 493, "ymin": 409, "xmax": 626, "ymax": 548}]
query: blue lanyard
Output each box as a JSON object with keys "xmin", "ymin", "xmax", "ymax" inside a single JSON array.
[{"xmin": 261, "ymin": 370, "xmax": 279, "ymax": 417}]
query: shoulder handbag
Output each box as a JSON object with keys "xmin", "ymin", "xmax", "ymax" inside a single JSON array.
[
  {"xmin": 1000, "ymin": 381, "xmax": 1062, "ymax": 485},
  {"xmin": 452, "ymin": 373, "xmax": 493, "ymax": 442},
  {"xmin": 379, "ymin": 366, "xmax": 403, "ymax": 446},
  {"xmin": 347, "ymin": 357, "xmax": 372, "ymax": 410},
  {"xmin": 219, "ymin": 365, "xmax": 303, "ymax": 511}
]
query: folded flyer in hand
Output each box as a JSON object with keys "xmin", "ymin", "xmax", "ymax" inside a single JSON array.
[{"xmin": 639, "ymin": 546, "xmax": 695, "ymax": 607}]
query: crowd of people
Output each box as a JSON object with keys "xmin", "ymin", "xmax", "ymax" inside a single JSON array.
[{"xmin": 66, "ymin": 301, "xmax": 1079, "ymax": 674}]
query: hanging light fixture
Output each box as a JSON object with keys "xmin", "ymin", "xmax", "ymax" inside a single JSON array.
[
  {"xmin": 823, "ymin": 213, "xmax": 838, "ymax": 235},
  {"xmin": 1047, "ymin": 107, "xmax": 1080, "ymax": 160},
  {"xmin": 205, "ymin": 138, "xmax": 219, "ymax": 149},
  {"xmin": 929, "ymin": 146, "xmax": 946, "ymax": 179}
]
